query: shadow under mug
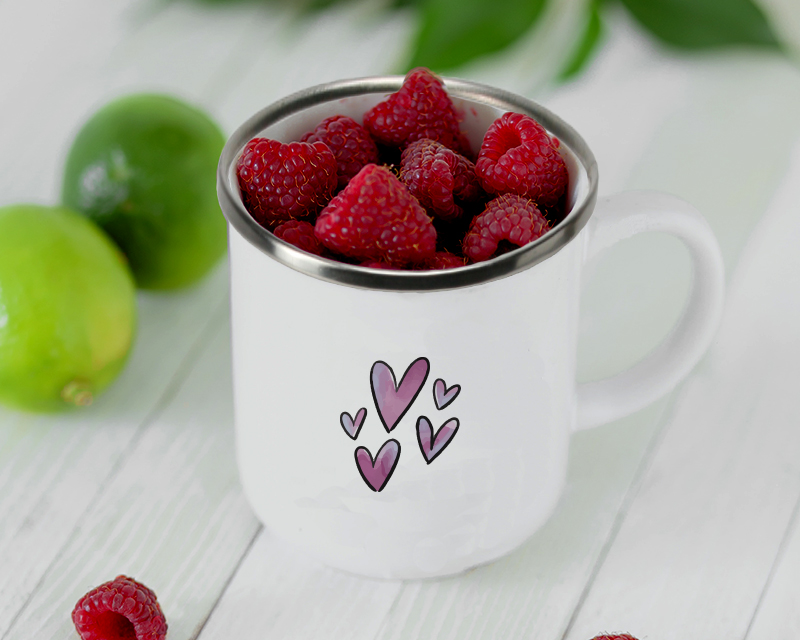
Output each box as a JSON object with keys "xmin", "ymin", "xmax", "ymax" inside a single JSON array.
[{"xmin": 217, "ymin": 76, "xmax": 725, "ymax": 580}]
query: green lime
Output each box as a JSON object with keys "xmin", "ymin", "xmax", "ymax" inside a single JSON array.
[
  {"xmin": 0, "ymin": 204, "xmax": 136, "ymax": 412},
  {"xmin": 61, "ymin": 94, "xmax": 227, "ymax": 290}
]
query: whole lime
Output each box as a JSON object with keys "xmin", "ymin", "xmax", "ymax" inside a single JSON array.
[
  {"xmin": 61, "ymin": 94, "xmax": 227, "ymax": 290},
  {"xmin": 0, "ymin": 204, "xmax": 136, "ymax": 412}
]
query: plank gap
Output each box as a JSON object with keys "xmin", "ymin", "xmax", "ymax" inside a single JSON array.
[{"xmin": 190, "ymin": 524, "xmax": 263, "ymax": 640}]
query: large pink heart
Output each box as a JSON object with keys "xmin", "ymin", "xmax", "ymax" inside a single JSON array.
[
  {"xmin": 355, "ymin": 440, "xmax": 401, "ymax": 492},
  {"xmin": 370, "ymin": 357, "xmax": 430, "ymax": 432},
  {"xmin": 416, "ymin": 416, "xmax": 459, "ymax": 464}
]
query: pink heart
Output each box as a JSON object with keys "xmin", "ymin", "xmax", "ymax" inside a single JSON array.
[
  {"xmin": 340, "ymin": 407, "xmax": 367, "ymax": 440},
  {"xmin": 433, "ymin": 378, "xmax": 461, "ymax": 410},
  {"xmin": 371, "ymin": 357, "xmax": 430, "ymax": 432},
  {"xmin": 355, "ymin": 440, "xmax": 401, "ymax": 492},
  {"xmin": 416, "ymin": 416, "xmax": 459, "ymax": 464}
]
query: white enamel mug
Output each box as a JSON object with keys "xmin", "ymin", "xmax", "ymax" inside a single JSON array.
[{"xmin": 217, "ymin": 76, "xmax": 725, "ymax": 579}]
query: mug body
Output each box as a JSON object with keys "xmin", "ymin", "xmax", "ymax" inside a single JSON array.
[
  {"xmin": 218, "ymin": 76, "xmax": 598, "ymax": 579},
  {"xmin": 229, "ymin": 225, "xmax": 583, "ymax": 578}
]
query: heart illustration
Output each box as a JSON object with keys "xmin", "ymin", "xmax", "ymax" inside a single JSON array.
[
  {"xmin": 355, "ymin": 440, "xmax": 401, "ymax": 492},
  {"xmin": 433, "ymin": 378, "xmax": 461, "ymax": 410},
  {"xmin": 371, "ymin": 357, "xmax": 430, "ymax": 432},
  {"xmin": 416, "ymin": 416, "xmax": 459, "ymax": 464},
  {"xmin": 340, "ymin": 407, "xmax": 367, "ymax": 440}
]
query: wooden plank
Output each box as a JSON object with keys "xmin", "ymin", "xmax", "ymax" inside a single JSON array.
[
  {"xmin": 736, "ymin": 141, "xmax": 800, "ymax": 640},
  {"xmin": 0, "ymin": 0, "xmax": 150, "ymax": 206},
  {"xmin": 562, "ymin": 139, "xmax": 800, "ymax": 640},
  {"xmin": 746, "ymin": 497, "xmax": 800, "ymax": 638},
  {"xmin": 99, "ymin": 0, "xmax": 269, "ymax": 107},
  {"xmin": 212, "ymin": 0, "xmax": 413, "ymax": 134},
  {"xmin": 0, "ymin": 0, "xmax": 272, "ymax": 206},
  {"xmin": 0, "ymin": 264, "xmax": 229, "ymax": 637},
  {"xmin": 197, "ymin": 528, "xmax": 403, "ymax": 640},
  {"xmin": 623, "ymin": 54, "xmax": 800, "ymax": 270},
  {"xmin": 3, "ymin": 315, "xmax": 261, "ymax": 640}
]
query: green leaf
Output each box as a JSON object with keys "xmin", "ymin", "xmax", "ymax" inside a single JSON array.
[
  {"xmin": 304, "ymin": 0, "xmax": 350, "ymax": 10},
  {"xmin": 557, "ymin": 1, "xmax": 604, "ymax": 81},
  {"xmin": 619, "ymin": 0, "xmax": 781, "ymax": 49},
  {"xmin": 406, "ymin": 0, "xmax": 549, "ymax": 72}
]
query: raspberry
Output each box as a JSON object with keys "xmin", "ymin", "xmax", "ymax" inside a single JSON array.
[
  {"xmin": 417, "ymin": 251, "xmax": 466, "ymax": 270},
  {"xmin": 364, "ymin": 67, "xmax": 470, "ymax": 155},
  {"xmin": 463, "ymin": 194, "xmax": 550, "ymax": 262},
  {"xmin": 301, "ymin": 115, "xmax": 379, "ymax": 189},
  {"xmin": 236, "ymin": 137, "xmax": 337, "ymax": 228},
  {"xmin": 361, "ymin": 260, "xmax": 399, "ymax": 270},
  {"xmin": 72, "ymin": 575, "xmax": 167, "ymax": 640},
  {"xmin": 475, "ymin": 112, "xmax": 567, "ymax": 207},
  {"xmin": 399, "ymin": 139, "xmax": 481, "ymax": 221},
  {"xmin": 315, "ymin": 164, "xmax": 436, "ymax": 265},
  {"xmin": 273, "ymin": 220, "xmax": 324, "ymax": 256},
  {"xmin": 589, "ymin": 635, "xmax": 639, "ymax": 640}
]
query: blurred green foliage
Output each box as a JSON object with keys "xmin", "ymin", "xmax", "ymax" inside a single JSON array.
[
  {"xmin": 558, "ymin": 1, "xmax": 604, "ymax": 81},
  {"xmin": 189, "ymin": 0, "xmax": 783, "ymax": 78},
  {"xmin": 406, "ymin": 0, "xmax": 548, "ymax": 71},
  {"xmin": 620, "ymin": 0, "xmax": 780, "ymax": 49}
]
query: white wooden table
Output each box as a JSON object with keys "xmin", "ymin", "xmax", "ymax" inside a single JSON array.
[{"xmin": 2, "ymin": 2, "xmax": 800, "ymax": 638}]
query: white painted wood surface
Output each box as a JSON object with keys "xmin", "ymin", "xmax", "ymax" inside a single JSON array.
[{"xmin": 2, "ymin": 2, "xmax": 800, "ymax": 639}]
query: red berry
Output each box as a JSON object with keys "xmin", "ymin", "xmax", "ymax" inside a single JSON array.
[
  {"xmin": 400, "ymin": 139, "xmax": 481, "ymax": 221},
  {"xmin": 237, "ymin": 137, "xmax": 337, "ymax": 228},
  {"xmin": 364, "ymin": 67, "xmax": 470, "ymax": 155},
  {"xmin": 315, "ymin": 164, "xmax": 436, "ymax": 265},
  {"xmin": 463, "ymin": 194, "xmax": 550, "ymax": 262},
  {"xmin": 273, "ymin": 220, "xmax": 324, "ymax": 256},
  {"xmin": 301, "ymin": 115, "xmax": 379, "ymax": 189},
  {"xmin": 72, "ymin": 575, "xmax": 167, "ymax": 640},
  {"xmin": 476, "ymin": 112, "xmax": 567, "ymax": 207},
  {"xmin": 589, "ymin": 635, "xmax": 640, "ymax": 640},
  {"xmin": 416, "ymin": 251, "xmax": 466, "ymax": 270},
  {"xmin": 360, "ymin": 260, "xmax": 399, "ymax": 270}
]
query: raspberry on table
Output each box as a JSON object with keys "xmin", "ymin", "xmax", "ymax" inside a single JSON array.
[
  {"xmin": 315, "ymin": 164, "xmax": 436, "ymax": 265},
  {"xmin": 364, "ymin": 67, "xmax": 471, "ymax": 156},
  {"xmin": 589, "ymin": 635, "xmax": 640, "ymax": 640},
  {"xmin": 236, "ymin": 137, "xmax": 337, "ymax": 228},
  {"xmin": 399, "ymin": 139, "xmax": 481, "ymax": 221},
  {"xmin": 475, "ymin": 112, "xmax": 568, "ymax": 207},
  {"xmin": 273, "ymin": 220, "xmax": 324, "ymax": 256},
  {"xmin": 72, "ymin": 575, "xmax": 167, "ymax": 640},
  {"xmin": 301, "ymin": 115, "xmax": 379, "ymax": 189},
  {"xmin": 463, "ymin": 194, "xmax": 551, "ymax": 262}
]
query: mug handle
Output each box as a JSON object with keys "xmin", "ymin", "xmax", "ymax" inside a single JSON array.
[{"xmin": 574, "ymin": 190, "xmax": 725, "ymax": 431}]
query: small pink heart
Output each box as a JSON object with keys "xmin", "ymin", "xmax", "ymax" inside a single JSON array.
[
  {"xmin": 340, "ymin": 407, "xmax": 367, "ymax": 440},
  {"xmin": 355, "ymin": 440, "xmax": 401, "ymax": 492},
  {"xmin": 371, "ymin": 357, "xmax": 430, "ymax": 432},
  {"xmin": 416, "ymin": 416, "xmax": 459, "ymax": 464},
  {"xmin": 433, "ymin": 378, "xmax": 461, "ymax": 410}
]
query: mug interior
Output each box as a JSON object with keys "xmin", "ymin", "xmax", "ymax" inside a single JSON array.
[{"xmin": 217, "ymin": 76, "xmax": 598, "ymax": 291}]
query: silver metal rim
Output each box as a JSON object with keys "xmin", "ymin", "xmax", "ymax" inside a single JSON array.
[{"xmin": 217, "ymin": 75, "xmax": 599, "ymax": 292}]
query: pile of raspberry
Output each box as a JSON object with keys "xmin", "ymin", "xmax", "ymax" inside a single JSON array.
[{"xmin": 236, "ymin": 67, "xmax": 569, "ymax": 270}]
